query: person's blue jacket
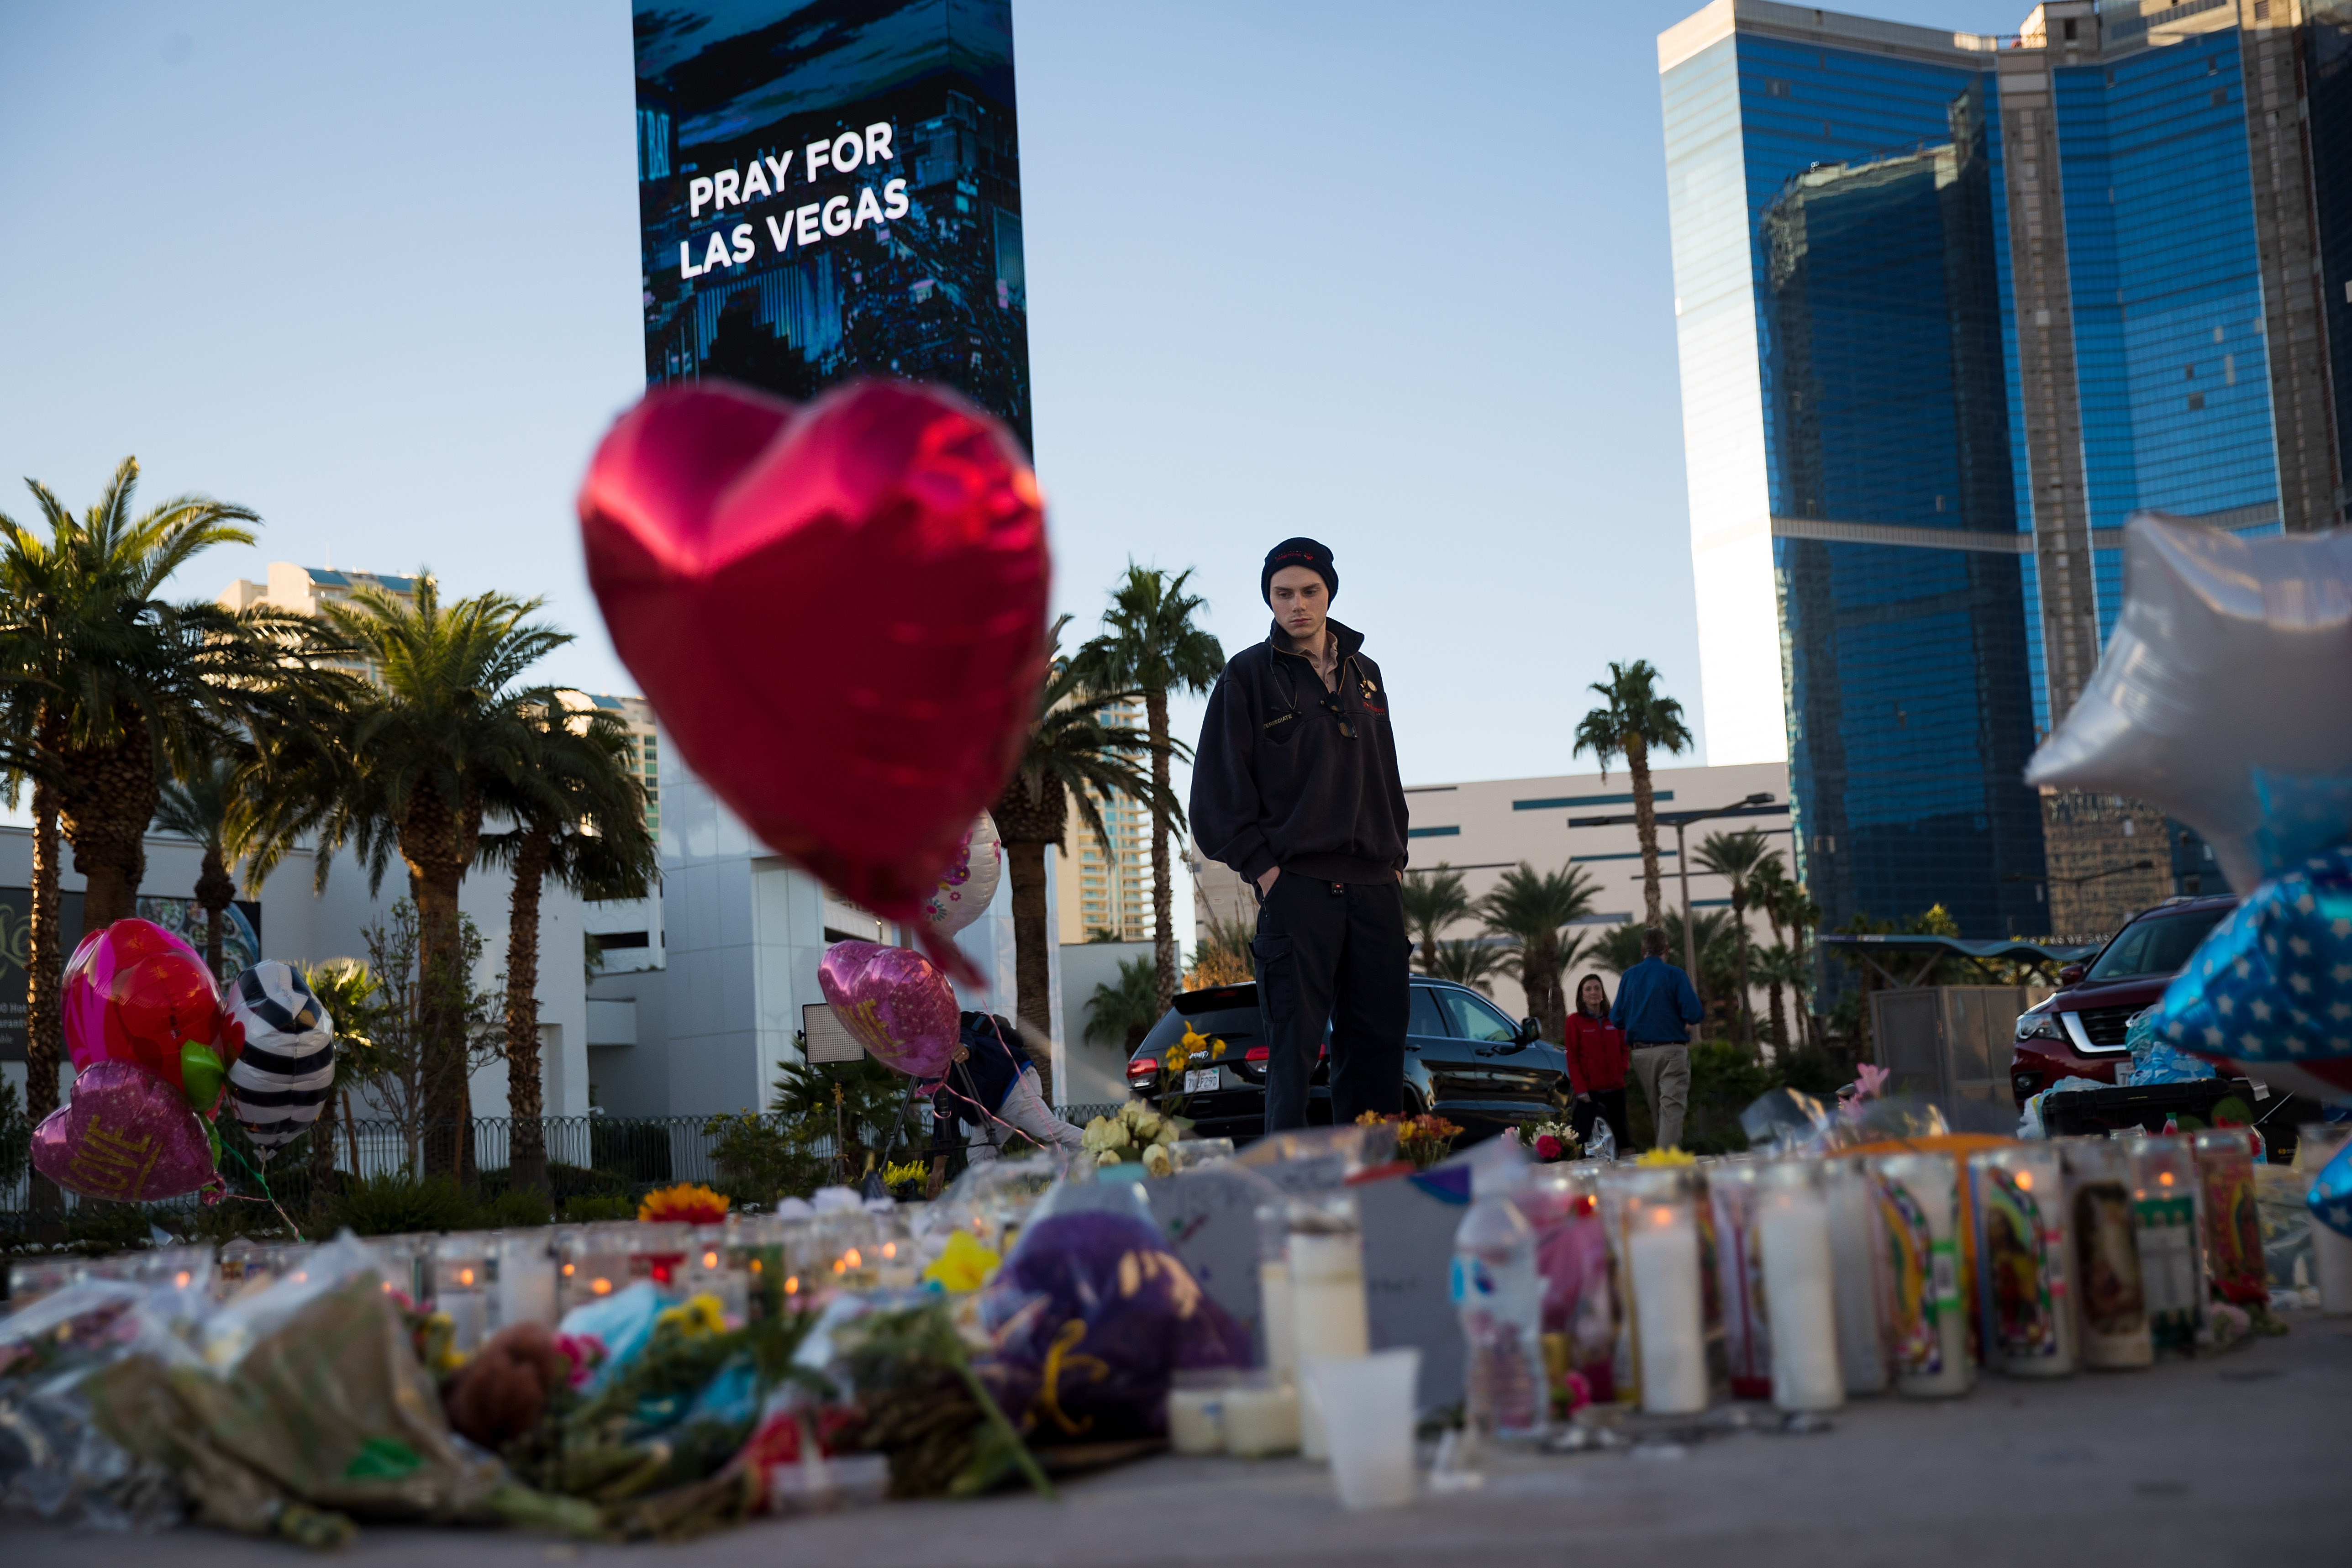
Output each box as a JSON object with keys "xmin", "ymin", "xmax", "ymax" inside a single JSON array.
[{"xmin": 1610, "ymin": 957, "xmax": 1703, "ymax": 1045}]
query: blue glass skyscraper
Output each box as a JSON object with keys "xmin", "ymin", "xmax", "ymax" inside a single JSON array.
[{"xmin": 1661, "ymin": 0, "xmax": 2349, "ymax": 946}]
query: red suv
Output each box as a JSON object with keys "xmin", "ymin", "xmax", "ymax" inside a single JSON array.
[{"xmin": 2009, "ymin": 893, "xmax": 2239, "ymax": 1107}]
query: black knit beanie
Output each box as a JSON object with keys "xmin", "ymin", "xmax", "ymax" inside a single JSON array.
[{"xmin": 1261, "ymin": 537, "xmax": 1337, "ymax": 605}]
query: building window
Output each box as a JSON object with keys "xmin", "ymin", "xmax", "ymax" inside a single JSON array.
[{"xmin": 2188, "ymin": 393, "xmax": 2205, "ymax": 411}]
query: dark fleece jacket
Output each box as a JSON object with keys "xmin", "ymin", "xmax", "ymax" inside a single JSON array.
[{"xmin": 1189, "ymin": 618, "xmax": 1409, "ymax": 885}]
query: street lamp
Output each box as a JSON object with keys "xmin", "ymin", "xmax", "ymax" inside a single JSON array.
[{"xmin": 1566, "ymin": 791, "xmax": 1778, "ymax": 994}]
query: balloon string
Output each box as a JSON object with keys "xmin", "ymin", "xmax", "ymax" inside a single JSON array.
[{"xmin": 220, "ymin": 1142, "xmax": 305, "ymax": 1242}]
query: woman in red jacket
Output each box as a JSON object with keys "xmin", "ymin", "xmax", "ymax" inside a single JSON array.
[{"xmin": 1563, "ymin": 973, "xmax": 1631, "ymax": 1156}]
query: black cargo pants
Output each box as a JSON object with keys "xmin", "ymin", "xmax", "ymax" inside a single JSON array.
[{"xmin": 1251, "ymin": 873, "xmax": 1409, "ymax": 1133}]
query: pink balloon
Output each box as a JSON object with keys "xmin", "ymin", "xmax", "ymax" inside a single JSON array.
[
  {"xmin": 31, "ymin": 1059, "xmax": 220, "ymax": 1202},
  {"xmin": 63, "ymin": 917, "xmax": 239, "ymax": 1101},
  {"xmin": 817, "ymin": 940, "xmax": 959, "ymax": 1079}
]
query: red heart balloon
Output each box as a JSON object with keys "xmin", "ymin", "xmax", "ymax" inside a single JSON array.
[
  {"xmin": 579, "ymin": 378, "xmax": 1049, "ymax": 921},
  {"xmin": 62, "ymin": 917, "xmax": 239, "ymax": 1104}
]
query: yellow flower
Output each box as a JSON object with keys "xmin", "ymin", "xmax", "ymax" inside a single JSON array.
[
  {"xmin": 1210, "ymin": 1038, "xmax": 1227, "ymax": 1060},
  {"xmin": 1142, "ymin": 1143, "xmax": 1173, "ymax": 1178},
  {"xmin": 883, "ymin": 1159, "xmax": 928, "ymax": 1188},
  {"xmin": 638, "ymin": 1182, "xmax": 731, "ymax": 1224},
  {"xmin": 922, "ymin": 1230, "xmax": 1002, "ymax": 1293},
  {"xmin": 656, "ymin": 1292, "xmax": 728, "ymax": 1338},
  {"xmin": 1635, "ymin": 1147, "xmax": 1697, "ymax": 1167}
]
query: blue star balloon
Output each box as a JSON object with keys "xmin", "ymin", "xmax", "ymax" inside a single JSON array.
[
  {"xmin": 2152, "ymin": 845, "xmax": 2352, "ymax": 1105},
  {"xmin": 2313, "ymin": 1140, "xmax": 2352, "ymax": 1241},
  {"xmin": 2026, "ymin": 516, "xmax": 2352, "ymax": 894}
]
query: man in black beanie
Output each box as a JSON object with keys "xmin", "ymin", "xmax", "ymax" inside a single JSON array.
[{"xmin": 1191, "ymin": 537, "xmax": 1410, "ymax": 1132}]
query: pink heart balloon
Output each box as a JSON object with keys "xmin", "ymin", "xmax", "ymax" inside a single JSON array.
[
  {"xmin": 31, "ymin": 1059, "xmax": 219, "ymax": 1202},
  {"xmin": 817, "ymin": 940, "xmax": 959, "ymax": 1080},
  {"xmin": 578, "ymin": 378, "xmax": 1050, "ymax": 926}
]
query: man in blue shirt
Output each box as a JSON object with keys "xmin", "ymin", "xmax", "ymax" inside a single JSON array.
[{"xmin": 1610, "ymin": 926, "xmax": 1703, "ymax": 1151}]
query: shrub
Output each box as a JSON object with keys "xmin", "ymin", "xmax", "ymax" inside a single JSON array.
[
  {"xmin": 703, "ymin": 1111, "xmax": 827, "ymax": 1206},
  {"xmin": 589, "ymin": 1122, "xmax": 675, "ymax": 1185},
  {"xmin": 559, "ymin": 1194, "xmax": 636, "ymax": 1223},
  {"xmin": 483, "ymin": 1188, "xmax": 553, "ymax": 1229},
  {"xmin": 333, "ymin": 1172, "xmax": 478, "ymax": 1236}
]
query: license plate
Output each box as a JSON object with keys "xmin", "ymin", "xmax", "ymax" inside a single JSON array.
[{"xmin": 1185, "ymin": 1068, "xmax": 1220, "ymax": 1094}]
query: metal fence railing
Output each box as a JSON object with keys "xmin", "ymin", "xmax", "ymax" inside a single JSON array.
[{"xmin": 0, "ymin": 1098, "xmax": 1143, "ymax": 1230}]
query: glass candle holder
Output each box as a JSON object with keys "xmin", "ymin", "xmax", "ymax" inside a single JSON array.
[
  {"xmin": 1593, "ymin": 1165, "xmax": 1642, "ymax": 1405},
  {"xmin": 2059, "ymin": 1141, "xmax": 2153, "ymax": 1369},
  {"xmin": 1866, "ymin": 1152, "xmax": 1969, "ymax": 1397},
  {"xmin": 1167, "ymin": 1367, "xmax": 1238, "ymax": 1455},
  {"xmin": 558, "ymin": 1221, "xmax": 691, "ymax": 1314},
  {"xmin": 673, "ymin": 1225, "xmax": 752, "ymax": 1327},
  {"xmin": 1821, "ymin": 1158, "xmax": 1889, "ymax": 1395},
  {"xmin": 2125, "ymin": 1134, "xmax": 2205, "ymax": 1352},
  {"xmin": 1968, "ymin": 1144, "xmax": 2077, "ymax": 1378},
  {"xmin": 494, "ymin": 1229, "xmax": 560, "ymax": 1330},
  {"xmin": 1253, "ymin": 1200, "xmax": 1298, "ymax": 1382},
  {"xmin": 1220, "ymin": 1369, "xmax": 1301, "ymax": 1458},
  {"xmin": 1705, "ymin": 1161, "xmax": 1772, "ymax": 1400},
  {"xmin": 1286, "ymin": 1192, "xmax": 1369, "ymax": 1460},
  {"xmin": 1619, "ymin": 1167, "xmax": 1707, "ymax": 1416},
  {"xmin": 2191, "ymin": 1127, "xmax": 2265, "ymax": 1308},
  {"xmin": 1757, "ymin": 1160, "xmax": 1843, "ymax": 1413},
  {"xmin": 2298, "ymin": 1124, "xmax": 2352, "ymax": 1316},
  {"xmin": 433, "ymin": 1234, "xmax": 494, "ymax": 1354}
]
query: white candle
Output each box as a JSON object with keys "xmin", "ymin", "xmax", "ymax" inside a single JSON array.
[
  {"xmin": 496, "ymin": 1238, "xmax": 558, "ymax": 1329},
  {"xmin": 1627, "ymin": 1201, "xmax": 1706, "ymax": 1415},
  {"xmin": 1758, "ymin": 1177, "xmax": 1844, "ymax": 1413},
  {"xmin": 1258, "ymin": 1260, "xmax": 1298, "ymax": 1379},
  {"xmin": 1220, "ymin": 1383, "xmax": 1300, "ymax": 1457},
  {"xmin": 1167, "ymin": 1388, "xmax": 1227, "ymax": 1455},
  {"xmin": 1289, "ymin": 1231, "xmax": 1370, "ymax": 1459},
  {"xmin": 1823, "ymin": 1162, "xmax": 1889, "ymax": 1394}
]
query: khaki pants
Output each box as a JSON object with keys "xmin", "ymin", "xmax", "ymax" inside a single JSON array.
[{"xmin": 1630, "ymin": 1044, "xmax": 1691, "ymax": 1152}]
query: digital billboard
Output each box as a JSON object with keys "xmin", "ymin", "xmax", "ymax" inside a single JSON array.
[{"xmin": 633, "ymin": 0, "xmax": 1030, "ymax": 449}]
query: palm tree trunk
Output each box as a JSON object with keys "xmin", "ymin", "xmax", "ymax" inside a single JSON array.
[
  {"xmin": 504, "ymin": 826, "xmax": 552, "ymax": 1198},
  {"xmin": 25, "ymin": 777, "xmax": 64, "ymax": 1232},
  {"xmin": 1731, "ymin": 892, "xmax": 1753, "ymax": 1052},
  {"xmin": 1003, "ymin": 837, "xmax": 1055, "ymax": 1105},
  {"xmin": 1629, "ymin": 731, "xmax": 1661, "ymax": 926},
  {"xmin": 308, "ymin": 1086, "xmax": 339, "ymax": 1205},
  {"xmin": 1145, "ymin": 689, "xmax": 1177, "ymax": 1016},
  {"xmin": 1791, "ymin": 924, "xmax": 1814, "ymax": 1047},
  {"xmin": 195, "ymin": 842, "xmax": 235, "ymax": 981},
  {"xmin": 61, "ymin": 724, "xmax": 158, "ymax": 929},
  {"xmin": 402, "ymin": 785, "xmax": 477, "ymax": 1184},
  {"xmin": 1767, "ymin": 976, "xmax": 1789, "ymax": 1055}
]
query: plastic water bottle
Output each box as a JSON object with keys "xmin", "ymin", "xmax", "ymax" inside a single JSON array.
[
  {"xmin": 1450, "ymin": 1164, "xmax": 1546, "ymax": 1440},
  {"xmin": 1584, "ymin": 1115, "xmax": 1616, "ymax": 1163}
]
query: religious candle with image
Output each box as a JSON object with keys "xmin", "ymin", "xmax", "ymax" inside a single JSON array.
[
  {"xmin": 2127, "ymin": 1135, "xmax": 2207, "ymax": 1353},
  {"xmin": 2060, "ymin": 1141, "xmax": 2152, "ymax": 1369},
  {"xmin": 1968, "ymin": 1144, "xmax": 2077, "ymax": 1378},
  {"xmin": 1868, "ymin": 1152, "xmax": 1971, "ymax": 1398}
]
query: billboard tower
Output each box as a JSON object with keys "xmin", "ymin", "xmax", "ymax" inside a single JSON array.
[{"xmin": 633, "ymin": 0, "xmax": 1031, "ymax": 448}]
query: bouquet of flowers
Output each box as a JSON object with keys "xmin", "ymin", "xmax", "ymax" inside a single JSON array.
[
  {"xmin": 639, "ymin": 1183, "xmax": 731, "ymax": 1224},
  {"xmin": 1524, "ymin": 1119, "xmax": 1582, "ymax": 1164},
  {"xmin": 1081, "ymin": 1102, "xmax": 1181, "ymax": 1175},
  {"xmin": 1356, "ymin": 1110, "xmax": 1464, "ymax": 1171}
]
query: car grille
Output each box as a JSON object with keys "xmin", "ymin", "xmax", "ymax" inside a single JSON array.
[{"xmin": 2077, "ymin": 1006, "xmax": 2135, "ymax": 1049}]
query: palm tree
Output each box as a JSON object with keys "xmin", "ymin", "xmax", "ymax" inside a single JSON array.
[
  {"xmin": 1400, "ymin": 864, "xmax": 1471, "ymax": 975},
  {"xmin": 154, "ymin": 748, "xmax": 249, "ymax": 981},
  {"xmin": 1772, "ymin": 880, "xmax": 1823, "ymax": 1047},
  {"xmin": 1753, "ymin": 944, "xmax": 1809, "ymax": 1058},
  {"xmin": 1571, "ymin": 660, "xmax": 1693, "ymax": 927},
  {"xmin": 1474, "ymin": 862, "xmax": 1600, "ymax": 1042},
  {"xmin": 1083, "ymin": 955, "xmax": 1160, "ymax": 1052},
  {"xmin": 1429, "ymin": 938, "xmax": 1505, "ymax": 995},
  {"xmin": 0, "ymin": 459, "xmax": 338, "ymax": 1220},
  {"xmin": 477, "ymin": 699, "xmax": 656, "ymax": 1197},
  {"xmin": 1746, "ymin": 856, "xmax": 1796, "ymax": 1052},
  {"xmin": 989, "ymin": 618, "xmax": 1163, "ymax": 1098},
  {"xmin": 238, "ymin": 576, "xmax": 568, "ymax": 1177},
  {"xmin": 1693, "ymin": 829, "xmax": 1776, "ymax": 1052},
  {"xmin": 1073, "ymin": 565, "xmax": 1224, "ymax": 1016}
]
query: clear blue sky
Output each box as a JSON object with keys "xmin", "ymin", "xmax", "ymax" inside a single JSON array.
[{"xmin": 0, "ymin": 0, "xmax": 2026, "ymax": 787}]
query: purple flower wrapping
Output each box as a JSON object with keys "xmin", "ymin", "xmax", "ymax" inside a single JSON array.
[{"xmin": 977, "ymin": 1210, "xmax": 1250, "ymax": 1441}]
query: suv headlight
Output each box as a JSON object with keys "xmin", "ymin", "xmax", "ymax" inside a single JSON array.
[{"xmin": 2015, "ymin": 1010, "xmax": 2066, "ymax": 1043}]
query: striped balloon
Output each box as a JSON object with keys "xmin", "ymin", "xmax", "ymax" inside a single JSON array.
[{"xmin": 224, "ymin": 962, "xmax": 336, "ymax": 1158}]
